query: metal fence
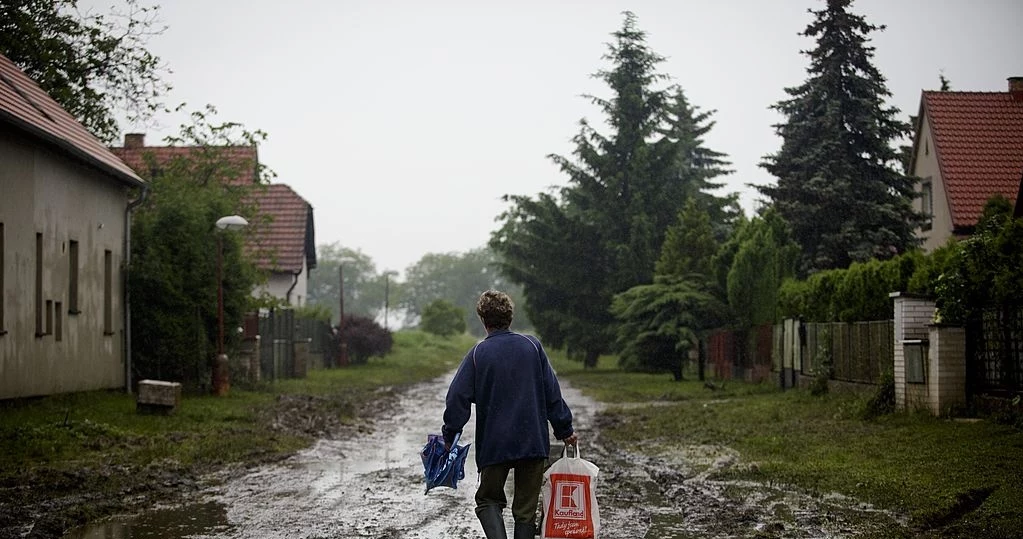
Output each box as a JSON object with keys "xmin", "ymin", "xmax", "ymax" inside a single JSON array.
[
  {"xmin": 256, "ymin": 308, "xmax": 294, "ymax": 380},
  {"xmin": 966, "ymin": 306, "xmax": 1023, "ymax": 397}
]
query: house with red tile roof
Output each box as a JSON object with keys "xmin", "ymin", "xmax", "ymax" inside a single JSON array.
[
  {"xmin": 909, "ymin": 77, "xmax": 1023, "ymax": 252},
  {"xmin": 0, "ymin": 53, "xmax": 146, "ymax": 399},
  {"xmin": 246, "ymin": 184, "xmax": 317, "ymax": 306},
  {"xmin": 110, "ymin": 134, "xmax": 317, "ymax": 307}
]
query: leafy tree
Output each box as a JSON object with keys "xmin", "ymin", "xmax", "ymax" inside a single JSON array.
[
  {"xmin": 939, "ymin": 71, "xmax": 952, "ymax": 91},
  {"xmin": 934, "ymin": 196, "xmax": 1023, "ymax": 324},
  {"xmin": 129, "ymin": 110, "xmax": 264, "ymax": 389},
  {"xmin": 399, "ymin": 247, "xmax": 523, "ymax": 336},
  {"xmin": 419, "ymin": 299, "xmax": 467, "ymax": 337},
  {"xmin": 493, "ymin": 12, "xmax": 733, "ymax": 366},
  {"xmin": 758, "ymin": 0, "xmax": 923, "ymax": 275},
  {"xmin": 0, "ymin": 0, "xmax": 170, "ymax": 143},
  {"xmin": 306, "ymin": 243, "xmax": 388, "ymax": 322},
  {"xmin": 339, "ymin": 315, "xmax": 392, "ymax": 364}
]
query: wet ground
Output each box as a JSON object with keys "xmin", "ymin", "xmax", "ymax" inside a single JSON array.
[{"xmin": 63, "ymin": 373, "xmax": 909, "ymax": 539}]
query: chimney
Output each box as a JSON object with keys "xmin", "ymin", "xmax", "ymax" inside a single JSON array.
[
  {"xmin": 124, "ymin": 133, "xmax": 145, "ymax": 148},
  {"xmin": 1009, "ymin": 77, "xmax": 1023, "ymax": 102}
]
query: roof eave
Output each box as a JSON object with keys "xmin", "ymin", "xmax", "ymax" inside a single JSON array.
[
  {"xmin": 0, "ymin": 110, "xmax": 145, "ymax": 188},
  {"xmin": 907, "ymin": 93, "xmax": 927, "ymax": 175}
]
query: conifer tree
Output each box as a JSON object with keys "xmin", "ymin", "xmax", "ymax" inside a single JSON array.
[
  {"xmin": 492, "ymin": 13, "xmax": 733, "ymax": 367},
  {"xmin": 759, "ymin": 0, "xmax": 923, "ymax": 275}
]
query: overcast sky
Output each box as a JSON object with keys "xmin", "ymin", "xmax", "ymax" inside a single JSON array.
[{"xmin": 101, "ymin": 0, "xmax": 1022, "ymax": 277}]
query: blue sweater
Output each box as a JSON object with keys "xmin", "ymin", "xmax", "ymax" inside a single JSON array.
[{"xmin": 442, "ymin": 330, "xmax": 574, "ymax": 469}]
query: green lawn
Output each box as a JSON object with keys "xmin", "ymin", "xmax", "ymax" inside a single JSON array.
[
  {"xmin": 549, "ymin": 354, "xmax": 1023, "ymax": 538},
  {"xmin": 0, "ymin": 330, "xmax": 472, "ymax": 482}
]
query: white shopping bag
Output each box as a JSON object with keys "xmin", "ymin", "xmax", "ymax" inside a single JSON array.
[{"xmin": 541, "ymin": 443, "xmax": 600, "ymax": 539}]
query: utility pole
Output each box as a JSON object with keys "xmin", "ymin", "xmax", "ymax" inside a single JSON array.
[
  {"xmin": 338, "ymin": 264, "xmax": 348, "ymax": 366},
  {"xmin": 384, "ymin": 272, "xmax": 390, "ymax": 330}
]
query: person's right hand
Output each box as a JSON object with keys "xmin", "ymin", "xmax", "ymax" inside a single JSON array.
[{"xmin": 561, "ymin": 433, "xmax": 578, "ymax": 446}]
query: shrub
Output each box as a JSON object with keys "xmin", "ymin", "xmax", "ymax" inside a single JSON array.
[
  {"xmin": 860, "ymin": 373, "xmax": 896, "ymax": 419},
  {"xmin": 340, "ymin": 315, "xmax": 392, "ymax": 364},
  {"xmin": 420, "ymin": 299, "xmax": 467, "ymax": 337}
]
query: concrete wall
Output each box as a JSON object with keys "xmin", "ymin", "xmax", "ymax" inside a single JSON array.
[
  {"xmin": 912, "ymin": 114, "xmax": 955, "ymax": 252},
  {"xmin": 0, "ymin": 126, "xmax": 131, "ymax": 399}
]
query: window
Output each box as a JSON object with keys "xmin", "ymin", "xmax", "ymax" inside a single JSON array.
[
  {"xmin": 904, "ymin": 340, "xmax": 927, "ymax": 384},
  {"xmin": 103, "ymin": 249, "xmax": 113, "ymax": 335},
  {"xmin": 0, "ymin": 223, "xmax": 5, "ymax": 336},
  {"xmin": 45, "ymin": 300, "xmax": 53, "ymax": 335},
  {"xmin": 68, "ymin": 240, "xmax": 80, "ymax": 314},
  {"xmin": 921, "ymin": 179, "xmax": 933, "ymax": 231},
  {"xmin": 35, "ymin": 233, "xmax": 43, "ymax": 337},
  {"xmin": 55, "ymin": 301, "xmax": 63, "ymax": 341}
]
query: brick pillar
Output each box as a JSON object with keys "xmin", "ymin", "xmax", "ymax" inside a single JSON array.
[
  {"xmin": 891, "ymin": 293, "xmax": 936, "ymax": 410},
  {"xmin": 928, "ymin": 324, "xmax": 966, "ymax": 415}
]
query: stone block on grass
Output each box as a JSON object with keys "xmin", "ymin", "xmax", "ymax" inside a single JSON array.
[{"xmin": 137, "ymin": 379, "xmax": 182, "ymax": 415}]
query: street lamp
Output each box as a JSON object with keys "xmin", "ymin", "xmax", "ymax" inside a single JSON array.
[{"xmin": 213, "ymin": 214, "xmax": 248, "ymax": 396}]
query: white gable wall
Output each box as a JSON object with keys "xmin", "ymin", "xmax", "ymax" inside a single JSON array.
[{"xmin": 912, "ymin": 113, "xmax": 954, "ymax": 253}]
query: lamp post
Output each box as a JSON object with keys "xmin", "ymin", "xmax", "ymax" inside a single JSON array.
[{"xmin": 214, "ymin": 214, "xmax": 248, "ymax": 396}]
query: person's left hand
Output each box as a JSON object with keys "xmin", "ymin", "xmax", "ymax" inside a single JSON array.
[{"xmin": 561, "ymin": 433, "xmax": 578, "ymax": 446}]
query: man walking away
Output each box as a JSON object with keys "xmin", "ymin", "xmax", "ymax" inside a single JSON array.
[{"xmin": 442, "ymin": 290, "xmax": 578, "ymax": 539}]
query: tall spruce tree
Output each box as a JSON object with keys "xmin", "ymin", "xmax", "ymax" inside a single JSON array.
[
  {"xmin": 759, "ymin": 0, "xmax": 923, "ymax": 275},
  {"xmin": 492, "ymin": 12, "xmax": 733, "ymax": 367}
]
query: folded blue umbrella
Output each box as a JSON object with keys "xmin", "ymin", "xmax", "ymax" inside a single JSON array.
[{"xmin": 421, "ymin": 432, "xmax": 470, "ymax": 494}]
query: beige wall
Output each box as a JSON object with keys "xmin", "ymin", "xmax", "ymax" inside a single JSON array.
[
  {"xmin": 0, "ymin": 127, "xmax": 130, "ymax": 399},
  {"xmin": 253, "ymin": 256, "xmax": 308, "ymax": 307},
  {"xmin": 912, "ymin": 114, "xmax": 955, "ymax": 252}
]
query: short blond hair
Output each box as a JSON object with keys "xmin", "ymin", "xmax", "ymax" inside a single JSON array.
[{"xmin": 476, "ymin": 290, "xmax": 514, "ymax": 330}]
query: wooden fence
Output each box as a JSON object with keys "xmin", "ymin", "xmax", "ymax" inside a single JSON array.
[
  {"xmin": 800, "ymin": 320, "xmax": 894, "ymax": 384},
  {"xmin": 709, "ymin": 320, "xmax": 893, "ymax": 386},
  {"xmin": 707, "ymin": 324, "xmax": 774, "ymax": 382}
]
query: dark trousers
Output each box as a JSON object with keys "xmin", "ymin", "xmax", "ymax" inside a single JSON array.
[{"xmin": 475, "ymin": 458, "xmax": 546, "ymax": 524}]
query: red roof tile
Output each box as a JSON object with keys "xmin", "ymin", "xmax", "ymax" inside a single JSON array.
[
  {"xmin": 0, "ymin": 53, "xmax": 143, "ymax": 186},
  {"xmin": 111, "ymin": 140, "xmax": 258, "ymax": 186},
  {"xmin": 108, "ymin": 137, "xmax": 315, "ymax": 274},
  {"xmin": 245, "ymin": 184, "xmax": 316, "ymax": 273},
  {"xmin": 924, "ymin": 91, "xmax": 1023, "ymax": 228}
]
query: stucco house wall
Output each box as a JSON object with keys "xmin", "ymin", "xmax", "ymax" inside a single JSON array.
[
  {"xmin": 254, "ymin": 258, "xmax": 309, "ymax": 308},
  {"xmin": 0, "ymin": 126, "xmax": 132, "ymax": 399}
]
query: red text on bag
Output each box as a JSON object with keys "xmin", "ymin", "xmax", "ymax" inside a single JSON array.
[{"xmin": 544, "ymin": 473, "xmax": 594, "ymax": 537}]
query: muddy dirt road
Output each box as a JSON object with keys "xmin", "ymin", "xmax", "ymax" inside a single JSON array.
[{"xmin": 66, "ymin": 372, "xmax": 907, "ymax": 538}]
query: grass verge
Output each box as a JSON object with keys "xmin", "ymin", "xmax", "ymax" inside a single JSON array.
[
  {"xmin": 0, "ymin": 330, "xmax": 473, "ymax": 538},
  {"xmin": 549, "ymin": 354, "xmax": 1023, "ymax": 539}
]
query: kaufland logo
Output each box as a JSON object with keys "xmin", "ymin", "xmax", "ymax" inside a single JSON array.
[{"xmin": 553, "ymin": 481, "xmax": 586, "ymax": 520}]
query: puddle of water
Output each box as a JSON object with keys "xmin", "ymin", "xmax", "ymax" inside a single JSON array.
[{"xmin": 62, "ymin": 501, "xmax": 231, "ymax": 539}]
